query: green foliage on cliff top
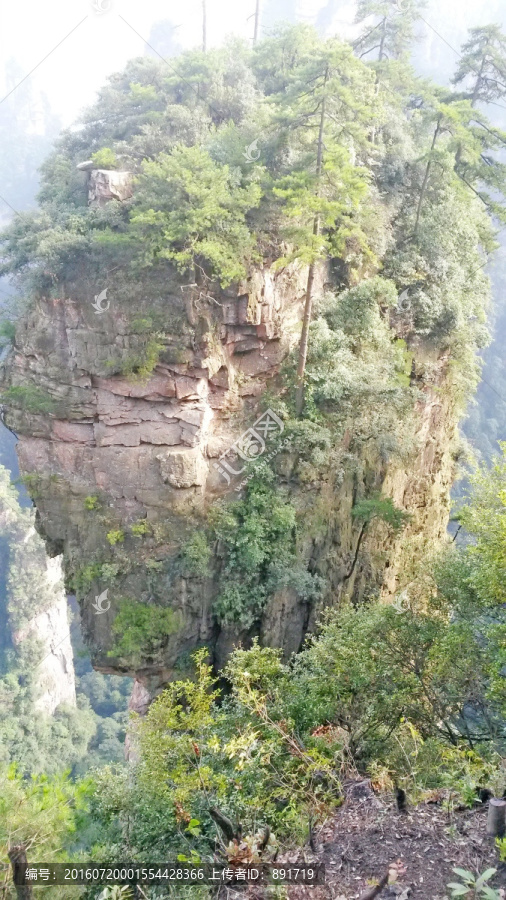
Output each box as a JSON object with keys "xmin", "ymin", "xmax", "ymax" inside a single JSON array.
[
  {"xmin": 0, "ymin": 22, "xmax": 494, "ymax": 396},
  {"xmin": 91, "ymin": 147, "xmax": 118, "ymax": 169},
  {"xmin": 132, "ymin": 145, "xmax": 262, "ymax": 286}
]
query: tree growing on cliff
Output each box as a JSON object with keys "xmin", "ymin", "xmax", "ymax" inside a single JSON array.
[
  {"xmin": 354, "ymin": 0, "xmax": 425, "ymax": 62},
  {"xmin": 267, "ymin": 29, "xmax": 379, "ymax": 414},
  {"xmin": 457, "ymin": 444, "xmax": 506, "ymax": 609},
  {"xmin": 410, "ymin": 85, "xmax": 506, "ymax": 236},
  {"xmin": 452, "ymin": 25, "xmax": 506, "ymax": 107},
  {"xmin": 131, "ymin": 144, "xmax": 262, "ymax": 287}
]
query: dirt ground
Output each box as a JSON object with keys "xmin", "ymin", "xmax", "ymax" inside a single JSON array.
[
  {"xmin": 231, "ymin": 779, "xmax": 506, "ymax": 900},
  {"xmin": 283, "ymin": 780, "xmax": 506, "ymax": 900}
]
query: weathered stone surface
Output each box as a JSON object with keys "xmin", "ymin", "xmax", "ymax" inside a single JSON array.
[
  {"xmin": 52, "ymin": 421, "xmax": 94, "ymax": 443},
  {"xmin": 94, "ymin": 421, "xmax": 183, "ymax": 447},
  {"xmin": 175, "ymin": 376, "xmax": 207, "ymax": 400},
  {"xmin": 88, "ymin": 169, "xmax": 133, "ymax": 206},
  {"xmin": 129, "ymin": 679, "xmax": 151, "ymax": 716},
  {"xmin": 157, "ymin": 447, "xmax": 207, "ymax": 488},
  {"xmin": 93, "ymin": 374, "xmax": 176, "ymax": 399},
  {"xmin": 0, "ymin": 256, "xmax": 459, "ymax": 692},
  {"xmin": 18, "ymin": 590, "xmax": 76, "ymax": 715},
  {"xmin": 6, "ymin": 530, "xmax": 76, "ymax": 715}
]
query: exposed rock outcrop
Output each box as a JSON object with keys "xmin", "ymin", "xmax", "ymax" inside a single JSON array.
[
  {"xmin": 76, "ymin": 162, "xmax": 133, "ymax": 207},
  {"xmin": 0, "ymin": 257, "xmax": 458, "ymax": 689},
  {"xmin": 12, "ymin": 584, "xmax": 76, "ymax": 715},
  {"xmin": 0, "ymin": 469, "xmax": 75, "ymax": 714}
]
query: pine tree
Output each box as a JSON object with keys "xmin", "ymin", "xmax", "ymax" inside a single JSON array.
[
  {"xmin": 354, "ymin": 0, "xmax": 424, "ymax": 62},
  {"xmin": 412, "ymin": 86, "xmax": 506, "ymax": 235},
  {"xmin": 452, "ymin": 25, "xmax": 506, "ymax": 107},
  {"xmin": 267, "ymin": 30, "xmax": 379, "ymax": 414}
]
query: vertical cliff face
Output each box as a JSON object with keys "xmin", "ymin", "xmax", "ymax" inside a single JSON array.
[
  {"xmin": 12, "ymin": 588, "xmax": 76, "ymax": 716},
  {"xmin": 0, "ymin": 469, "xmax": 75, "ymax": 714},
  {"xmin": 0, "ymin": 254, "xmax": 459, "ymax": 695}
]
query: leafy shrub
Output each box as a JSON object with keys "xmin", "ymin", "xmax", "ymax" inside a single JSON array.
[
  {"xmin": 72, "ymin": 562, "xmax": 103, "ymax": 593},
  {"xmin": 84, "ymin": 495, "xmax": 100, "ymax": 510},
  {"xmin": 0, "ymin": 765, "xmax": 93, "ymax": 883},
  {"xmin": 179, "ymin": 531, "xmax": 211, "ymax": 577},
  {"xmin": 209, "ymin": 471, "xmax": 321, "ymax": 628},
  {"xmin": 121, "ymin": 336, "xmax": 165, "ymax": 382},
  {"xmin": 496, "ymin": 837, "xmax": 506, "ymax": 863},
  {"xmin": 130, "ymin": 520, "xmax": 151, "ymax": 537},
  {"xmin": 284, "ymin": 597, "xmax": 500, "ymax": 764},
  {"xmin": 100, "ymin": 562, "xmax": 121, "ymax": 580},
  {"xmin": 91, "ymin": 148, "xmax": 118, "ymax": 169},
  {"xmin": 108, "ymin": 599, "xmax": 180, "ymax": 664},
  {"xmin": 447, "ymin": 867, "xmax": 500, "ymax": 899},
  {"xmin": 1, "ymin": 384, "xmax": 58, "ymax": 415},
  {"xmin": 106, "ymin": 530, "xmax": 125, "ymax": 546},
  {"xmin": 94, "ymin": 648, "xmax": 341, "ymax": 863}
]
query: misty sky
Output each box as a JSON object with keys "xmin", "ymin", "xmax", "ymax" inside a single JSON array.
[{"xmin": 1, "ymin": 0, "xmax": 506, "ymax": 133}]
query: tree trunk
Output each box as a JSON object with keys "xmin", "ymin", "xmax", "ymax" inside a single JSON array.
[
  {"xmin": 253, "ymin": 0, "xmax": 261, "ymax": 44},
  {"xmin": 487, "ymin": 798, "xmax": 506, "ymax": 836},
  {"xmin": 8, "ymin": 845, "xmax": 33, "ymax": 900},
  {"xmin": 413, "ymin": 117, "xmax": 441, "ymax": 236},
  {"xmin": 471, "ymin": 53, "xmax": 487, "ymax": 106},
  {"xmin": 295, "ymin": 72, "xmax": 328, "ymax": 417},
  {"xmin": 202, "ymin": 0, "xmax": 207, "ymax": 52},
  {"xmin": 455, "ymin": 54, "xmax": 487, "ymax": 168},
  {"xmin": 343, "ymin": 520, "xmax": 369, "ymax": 581},
  {"xmin": 378, "ymin": 17, "xmax": 387, "ymax": 61}
]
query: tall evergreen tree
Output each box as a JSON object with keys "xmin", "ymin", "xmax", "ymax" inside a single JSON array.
[
  {"xmin": 452, "ymin": 25, "xmax": 506, "ymax": 107},
  {"xmin": 412, "ymin": 86, "xmax": 506, "ymax": 235},
  {"xmin": 354, "ymin": 0, "xmax": 424, "ymax": 62},
  {"xmin": 266, "ymin": 30, "xmax": 379, "ymax": 413}
]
